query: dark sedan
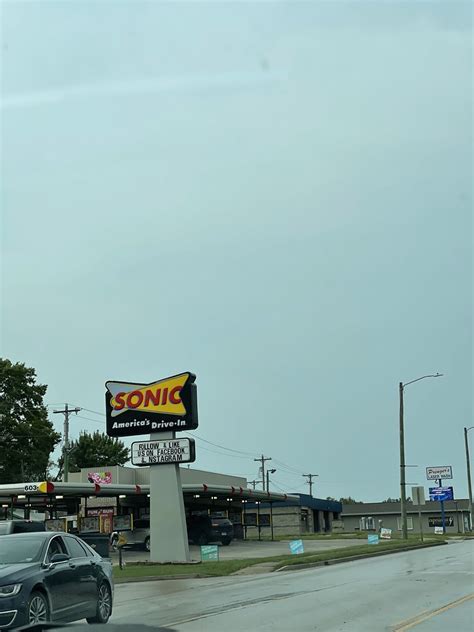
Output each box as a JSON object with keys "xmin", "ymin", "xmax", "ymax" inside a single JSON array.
[{"xmin": 0, "ymin": 531, "xmax": 113, "ymax": 629}]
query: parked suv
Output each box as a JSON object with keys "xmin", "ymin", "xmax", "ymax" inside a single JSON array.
[
  {"xmin": 187, "ymin": 515, "xmax": 234, "ymax": 546},
  {"xmin": 0, "ymin": 520, "xmax": 46, "ymax": 535},
  {"xmin": 111, "ymin": 515, "xmax": 235, "ymax": 550},
  {"xmin": 111, "ymin": 519, "xmax": 151, "ymax": 551}
]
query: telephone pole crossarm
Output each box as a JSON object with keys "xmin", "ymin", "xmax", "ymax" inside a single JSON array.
[
  {"xmin": 302, "ymin": 473, "xmax": 318, "ymax": 497},
  {"xmin": 254, "ymin": 455, "xmax": 272, "ymax": 492}
]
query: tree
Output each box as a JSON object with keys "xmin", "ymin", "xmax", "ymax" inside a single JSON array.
[
  {"xmin": 338, "ymin": 497, "xmax": 360, "ymax": 504},
  {"xmin": 0, "ymin": 358, "xmax": 61, "ymax": 483},
  {"xmin": 382, "ymin": 497, "xmax": 412, "ymax": 503},
  {"xmin": 65, "ymin": 431, "xmax": 129, "ymax": 472}
]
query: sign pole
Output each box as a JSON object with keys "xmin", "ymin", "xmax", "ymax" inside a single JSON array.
[
  {"xmin": 149, "ymin": 431, "xmax": 190, "ymax": 563},
  {"xmin": 411, "ymin": 486, "xmax": 425, "ymax": 543},
  {"xmin": 439, "ymin": 478, "xmax": 446, "ymax": 534}
]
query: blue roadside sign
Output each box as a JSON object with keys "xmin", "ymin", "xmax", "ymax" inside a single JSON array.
[
  {"xmin": 368, "ymin": 534, "xmax": 379, "ymax": 545},
  {"xmin": 289, "ymin": 540, "xmax": 304, "ymax": 555},
  {"xmin": 429, "ymin": 486, "xmax": 454, "ymax": 502}
]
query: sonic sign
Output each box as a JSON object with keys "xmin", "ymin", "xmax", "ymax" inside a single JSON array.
[{"xmin": 105, "ymin": 372, "xmax": 198, "ymax": 437}]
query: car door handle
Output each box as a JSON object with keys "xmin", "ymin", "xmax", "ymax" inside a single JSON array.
[
  {"xmin": 69, "ymin": 562, "xmax": 76, "ymax": 569},
  {"xmin": 90, "ymin": 560, "xmax": 96, "ymax": 566}
]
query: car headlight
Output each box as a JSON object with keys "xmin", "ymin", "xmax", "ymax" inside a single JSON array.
[{"xmin": 0, "ymin": 584, "xmax": 22, "ymax": 597}]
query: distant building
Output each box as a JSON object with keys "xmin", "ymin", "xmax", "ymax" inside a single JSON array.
[
  {"xmin": 245, "ymin": 494, "xmax": 342, "ymax": 537},
  {"xmin": 342, "ymin": 500, "xmax": 471, "ymax": 534}
]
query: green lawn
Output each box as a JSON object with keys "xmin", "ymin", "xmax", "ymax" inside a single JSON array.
[
  {"xmin": 273, "ymin": 539, "xmax": 440, "ymax": 569},
  {"xmin": 113, "ymin": 538, "xmax": 444, "ymax": 581},
  {"xmin": 246, "ymin": 532, "xmax": 464, "ymax": 542}
]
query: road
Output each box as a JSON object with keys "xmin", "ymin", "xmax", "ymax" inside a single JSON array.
[{"xmin": 111, "ymin": 541, "xmax": 473, "ymax": 631}]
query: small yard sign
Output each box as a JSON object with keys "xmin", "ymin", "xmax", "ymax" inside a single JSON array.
[
  {"xmin": 201, "ymin": 545, "xmax": 219, "ymax": 561},
  {"xmin": 289, "ymin": 540, "xmax": 305, "ymax": 555}
]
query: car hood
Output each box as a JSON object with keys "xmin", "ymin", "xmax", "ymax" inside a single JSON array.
[{"xmin": 0, "ymin": 562, "xmax": 39, "ymax": 583}]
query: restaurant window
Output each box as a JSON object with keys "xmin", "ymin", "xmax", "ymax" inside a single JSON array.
[
  {"xmin": 397, "ymin": 517, "xmax": 414, "ymax": 530},
  {"xmin": 359, "ymin": 517, "xmax": 376, "ymax": 531}
]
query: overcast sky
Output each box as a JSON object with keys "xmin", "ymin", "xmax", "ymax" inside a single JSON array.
[{"xmin": 1, "ymin": 1, "xmax": 472, "ymax": 501}]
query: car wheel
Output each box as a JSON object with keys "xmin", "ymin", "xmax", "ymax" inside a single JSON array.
[
  {"xmin": 87, "ymin": 582, "xmax": 112, "ymax": 624},
  {"xmin": 144, "ymin": 536, "xmax": 150, "ymax": 552},
  {"xmin": 221, "ymin": 538, "xmax": 232, "ymax": 546},
  {"xmin": 28, "ymin": 591, "xmax": 50, "ymax": 625}
]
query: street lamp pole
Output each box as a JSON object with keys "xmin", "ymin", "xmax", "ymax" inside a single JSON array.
[
  {"xmin": 464, "ymin": 426, "xmax": 474, "ymax": 531},
  {"xmin": 399, "ymin": 373, "xmax": 442, "ymax": 540},
  {"xmin": 399, "ymin": 382, "xmax": 407, "ymax": 540}
]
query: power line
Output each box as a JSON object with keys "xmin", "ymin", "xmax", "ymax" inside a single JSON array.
[
  {"xmin": 191, "ymin": 443, "xmax": 254, "ymax": 461},
  {"xmin": 273, "ymin": 458, "xmax": 303, "ymax": 475},
  {"xmin": 75, "ymin": 407, "xmax": 106, "ymax": 417},
  {"xmin": 184, "ymin": 432, "xmax": 258, "ymax": 458},
  {"xmin": 76, "ymin": 415, "xmax": 105, "ymax": 426}
]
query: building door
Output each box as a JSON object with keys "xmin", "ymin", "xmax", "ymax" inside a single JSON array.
[
  {"xmin": 313, "ymin": 510, "xmax": 320, "ymax": 532},
  {"xmin": 324, "ymin": 511, "xmax": 330, "ymax": 532}
]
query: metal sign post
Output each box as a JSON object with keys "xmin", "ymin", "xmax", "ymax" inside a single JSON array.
[
  {"xmin": 439, "ymin": 478, "xmax": 446, "ymax": 534},
  {"xmin": 426, "ymin": 466, "xmax": 452, "ymax": 536},
  {"xmin": 411, "ymin": 486, "xmax": 425, "ymax": 542}
]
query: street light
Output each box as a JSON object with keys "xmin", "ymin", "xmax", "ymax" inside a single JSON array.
[
  {"xmin": 464, "ymin": 426, "xmax": 474, "ymax": 531},
  {"xmin": 266, "ymin": 469, "xmax": 276, "ymax": 493},
  {"xmin": 399, "ymin": 373, "xmax": 443, "ymax": 539}
]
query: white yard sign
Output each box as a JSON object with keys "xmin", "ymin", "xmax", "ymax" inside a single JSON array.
[
  {"xmin": 426, "ymin": 466, "xmax": 452, "ymax": 480},
  {"xmin": 131, "ymin": 438, "xmax": 195, "ymax": 466}
]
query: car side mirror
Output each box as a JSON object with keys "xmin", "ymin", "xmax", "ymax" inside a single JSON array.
[{"xmin": 50, "ymin": 553, "xmax": 70, "ymax": 563}]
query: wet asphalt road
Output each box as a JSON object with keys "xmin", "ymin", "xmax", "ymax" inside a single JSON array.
[{"xmin": 110, "ymin": 541, "xmax": 473, "ymax": 631}]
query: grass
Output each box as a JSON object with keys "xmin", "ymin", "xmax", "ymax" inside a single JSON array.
[
  {"xmin": 272, "ymin": 539, "xmax": 438, "ymax": 569},
  {"xmin": 246, "ymin": 532, "xmax": 466, "ymax": 542},
  {"xmin": 113, "ymin": 558, "xmax": 270, "ymax": 579},
  {"xmin": 112, "ymin": 538, "xmax": 443, "ymax": 580}
]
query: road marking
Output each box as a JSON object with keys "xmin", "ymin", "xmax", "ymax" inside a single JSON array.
[{"xmin": 393, "ymin": 593, "xmax": 474, "ymax": 631}]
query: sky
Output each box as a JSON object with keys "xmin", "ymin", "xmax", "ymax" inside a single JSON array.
[{"xmin": 1, "ymin": 1, "xmax": 472, "ymax": 502}]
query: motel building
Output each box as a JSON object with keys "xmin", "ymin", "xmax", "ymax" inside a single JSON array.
[
  {"xmin": 341, "ymin": 500, "xmax": 472, "ymax": 535},
  {"xmin": 0, "ymin": 465, "xmax": 342, "ymax": 541}
]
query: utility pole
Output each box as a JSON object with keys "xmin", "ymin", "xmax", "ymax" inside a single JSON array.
[
  {"xmin": 266, "ymin": 469, "xmax": 276, "ymax": 493},
  {"xmin": 249, "ymin": 480, "xmax": 262, "ymax": 491},
  {"xmin": 399, "ymin": 382, "xmax": 408, "ymax": 540},
  {"xmin": 254, "ymin": 455, "xmax": 272, "ymax": 491},
  {"xmin": 464, "ymin": 427, "xmax": 474, "ymax": 531},
  {"xmin": 53, "ymin": 404, "xmax": 81, "ymax": 482},
  {"xmin": 398, "ymin": 373, "xmax": 442, "ymax": 540},
  {"xmin": 303, "ymin": 473, "xmax": 318, "ymax": 497}
]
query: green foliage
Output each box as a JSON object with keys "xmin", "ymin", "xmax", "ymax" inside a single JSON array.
[
  {"xmin": 66, "ymin": 431, "xmax": 129, "ymax": 472},
  {"xmin": 382, "ymin": 497, "xmax": 412, "ymax": 503},
  {"xmin": 337, "ymin": 497, "xmax": 360, "ymax": 504},
  {"xmin": 0, "ymin": 358, "xmax": 61, "ymax": 483}
]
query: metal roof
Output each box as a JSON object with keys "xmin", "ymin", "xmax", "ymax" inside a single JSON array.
[{"xmin": 0, "ymin": 481, "xmax": 298, "ymax": 504}]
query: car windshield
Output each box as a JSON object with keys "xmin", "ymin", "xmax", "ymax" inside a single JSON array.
[{"xmin": 0, "ymin": 535, "xmax": 44, "ymax": 564}]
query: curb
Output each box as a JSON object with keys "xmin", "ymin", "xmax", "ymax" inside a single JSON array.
[
  {"xmin": 275, "ymin": 541, "xmax": 447, "ymax": 572},
  {"xmin": 114, "ymin": 573, "xmax": 207, "ymax": 583}
]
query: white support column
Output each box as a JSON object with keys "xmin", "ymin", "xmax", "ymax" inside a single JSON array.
[{"xmin": 149, "ymin": 431, "xmax": 190, "ymax": 562}]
